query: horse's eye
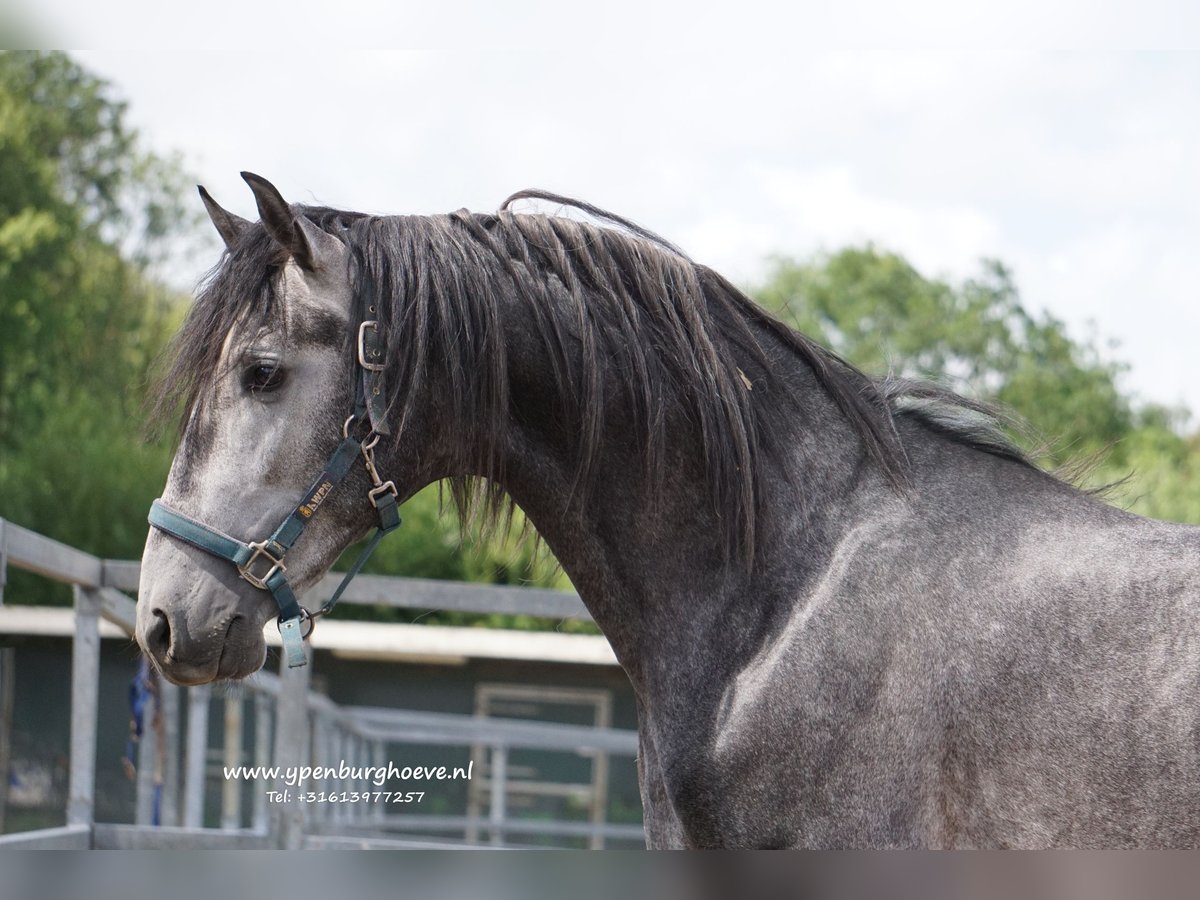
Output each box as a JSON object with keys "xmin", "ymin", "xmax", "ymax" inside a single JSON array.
[{"xmin": 242, "ymin": 362, "xmax": 286, "ymax": 394}]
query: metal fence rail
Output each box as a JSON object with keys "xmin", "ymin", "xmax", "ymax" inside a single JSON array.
[
  {"xmin": 0, "ymin": 517, "xmax": 642, "ymax": 849},
  {"xmin": 100, "ymin": 558, "xmax": 594, "ymax": 621}
]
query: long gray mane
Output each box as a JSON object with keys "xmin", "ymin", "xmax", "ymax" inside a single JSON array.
[{"xmin": 154, "ymin": 193, "xmax": 1048, "ymax": 563}]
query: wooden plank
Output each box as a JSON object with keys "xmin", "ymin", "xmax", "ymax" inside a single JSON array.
[{"xmin": 4, "ymin": 521, "xmax": 102, "ymax": 587}]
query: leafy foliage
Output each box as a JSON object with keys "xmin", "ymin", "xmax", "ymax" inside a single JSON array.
[
  {"xmin": 754, "ymin": 246, "xmax": 1199, "ymax": 521},
  {"xmin": 0, "ymin": 53, "xmax": 183, "ymax": 563}
]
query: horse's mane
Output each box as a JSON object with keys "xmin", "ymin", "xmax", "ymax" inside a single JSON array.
[{"xmin": 154, "ymin": 194, "xmax": 1043, "ymax": 563}]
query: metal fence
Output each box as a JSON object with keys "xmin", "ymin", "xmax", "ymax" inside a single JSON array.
[{"xmin": 0, "ymin": 517, "xmax": 642, "ymax": 849}]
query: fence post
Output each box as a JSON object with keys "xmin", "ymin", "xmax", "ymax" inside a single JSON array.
[
  {"xmin": 334, "ymin": 727, "xmax": 350, "ymax": 826},
  {"xmin": 489, "ymin": 744, "xmax": 507, "ymax": 846},
  {"xmin": 274, "ymin": 645, "xmax": 312, "ymax": 849},
  {"xmin": 0, "ymin": 647, "xmax": 14, "ymax": 833},
  {"xmin": 590, "ymin": 747, "xmax": 610, "ymax": 850},
  {"xmin": 67, "ymin": 585, "xmax": 101, "ymax": 831},
  {"xmin": 315, "ymin": 713, "xmax": 333, "ymax": 829},
  {"xmin": 354, "ymin": 733, "xmax": 367, "ymax": 825},
  {"xmin": 134, "ymin": 690, "xmax": 159, "ymax": 825},
  {"xmin": 159, "ymin": 682, "xmax": 181, "ymax": 826},
  {"xmin": 221, "ymin": 685, "xmax": 244, "ymax": 830},
  {"xmin": 0, "ymin": 518, "xmax": 8, "ymax": 605},
  {"xmin": 371, "ymin": 739, "xmax": 386, "ymax": 825},
  {"xmin": 184, "ymin": 684, "xmax": 211, "ymax": 828},
  {"xmin": 351, "ymin": 731, "xmax": 363, "ymax": 824},
  {"xmin": 252, "ymin": 691, "xmax": 272, "ymax": 833}
]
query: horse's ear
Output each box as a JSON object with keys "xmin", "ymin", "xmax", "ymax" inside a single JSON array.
[
  {"xmin": 293, "ymin": 214, "xmax": 347, "ymax": 275},
  {"xmin": 241, "ymin": 170, "xmax": 301, "ymax": 256},
  {"xmin": 198, "ymin": 185, "xmax": 249, "ymax": 249},
  {"xmin": 241, "ymin": 171, "xmax": 340, "ymax": 273}
]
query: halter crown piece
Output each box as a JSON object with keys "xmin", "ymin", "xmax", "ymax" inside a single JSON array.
[{"xmin": 147, "ymin": 316, "xmax": 400, "ymax": 667}]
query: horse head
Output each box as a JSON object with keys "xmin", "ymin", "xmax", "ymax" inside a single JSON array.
[{"xmin": 136, "ymin": 174, "xmax": 422, "ymax": 684}]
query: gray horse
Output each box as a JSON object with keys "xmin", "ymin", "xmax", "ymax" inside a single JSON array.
[{"xmin": 137, "ymin": 173, "xmax": 1200, "ymax": 848}]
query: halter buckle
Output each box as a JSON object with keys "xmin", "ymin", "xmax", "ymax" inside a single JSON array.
[
  {"xmin": 239, "ymin": 540, "xmax": 286, "ymax": 590},
  {"xmin": 368, "ymin": 480, "xmax": 398, "ymax": 507},
  {"xmin": 357, "ymin": 321, "xmax": 385, "ymax": 372}
]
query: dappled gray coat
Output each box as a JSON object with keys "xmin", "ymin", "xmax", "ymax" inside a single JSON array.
[{"xmin": 139, "ymin": 174, "xmax": 1200, "ymax": 848}]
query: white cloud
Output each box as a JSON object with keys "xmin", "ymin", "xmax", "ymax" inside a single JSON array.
[
  {"xmin": 1015, "ymin": 224, "xmax": 1200, "ymax": 411},
  {"xmin": 19, "ymin": 0, "xmax": 1200, "ymax": 49}
]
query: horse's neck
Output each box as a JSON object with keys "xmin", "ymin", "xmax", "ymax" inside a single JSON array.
[{"xmin": 496, "ymin": 321, "xmax": 875, "ymax": 696}]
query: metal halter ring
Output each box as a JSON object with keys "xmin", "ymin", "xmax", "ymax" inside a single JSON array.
[{"xmin": 281, "ymin": 606, "xmax": 318, "ymax": 640}]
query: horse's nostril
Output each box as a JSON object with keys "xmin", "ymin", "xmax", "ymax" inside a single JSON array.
[{"xmin": 146, "ymin": 607, "xmax": 171, "ymax": 657}]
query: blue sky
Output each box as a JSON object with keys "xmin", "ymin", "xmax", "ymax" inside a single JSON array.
[{"xmin": 15, "ymin": 24, "xmax": 1199, "ymax": 414}]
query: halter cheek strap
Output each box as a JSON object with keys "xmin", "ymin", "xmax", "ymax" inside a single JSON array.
[{"xmin": 147, "ymin": 319, "xmax": 401, "ymax": 668}]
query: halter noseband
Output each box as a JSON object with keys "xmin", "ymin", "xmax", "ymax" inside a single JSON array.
[{"xmin": 147, "ymin": 316, "xmax": 401, "ymax": 668}]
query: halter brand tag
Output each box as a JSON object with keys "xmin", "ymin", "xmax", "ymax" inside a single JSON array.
[{"xmin": 300, "ymin": 480, "xmax": 334, "ymax": 517}]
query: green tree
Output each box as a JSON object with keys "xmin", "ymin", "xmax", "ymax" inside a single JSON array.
[
  {"xmin": 753, "ymin": 246, "xmax": 1200, "ymax": 521},
  {"xmin": 755, "ymin": 247, "xmax": 1133, "ymax": 464},
  {"xmin": 0, "ymin": 52, "xmax": 189, "ymax": 581}
]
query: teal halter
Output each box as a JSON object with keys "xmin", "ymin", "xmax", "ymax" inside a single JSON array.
[{"xmin": 147, "ymin": 319, "xmax": 400, "ymax": 668}]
